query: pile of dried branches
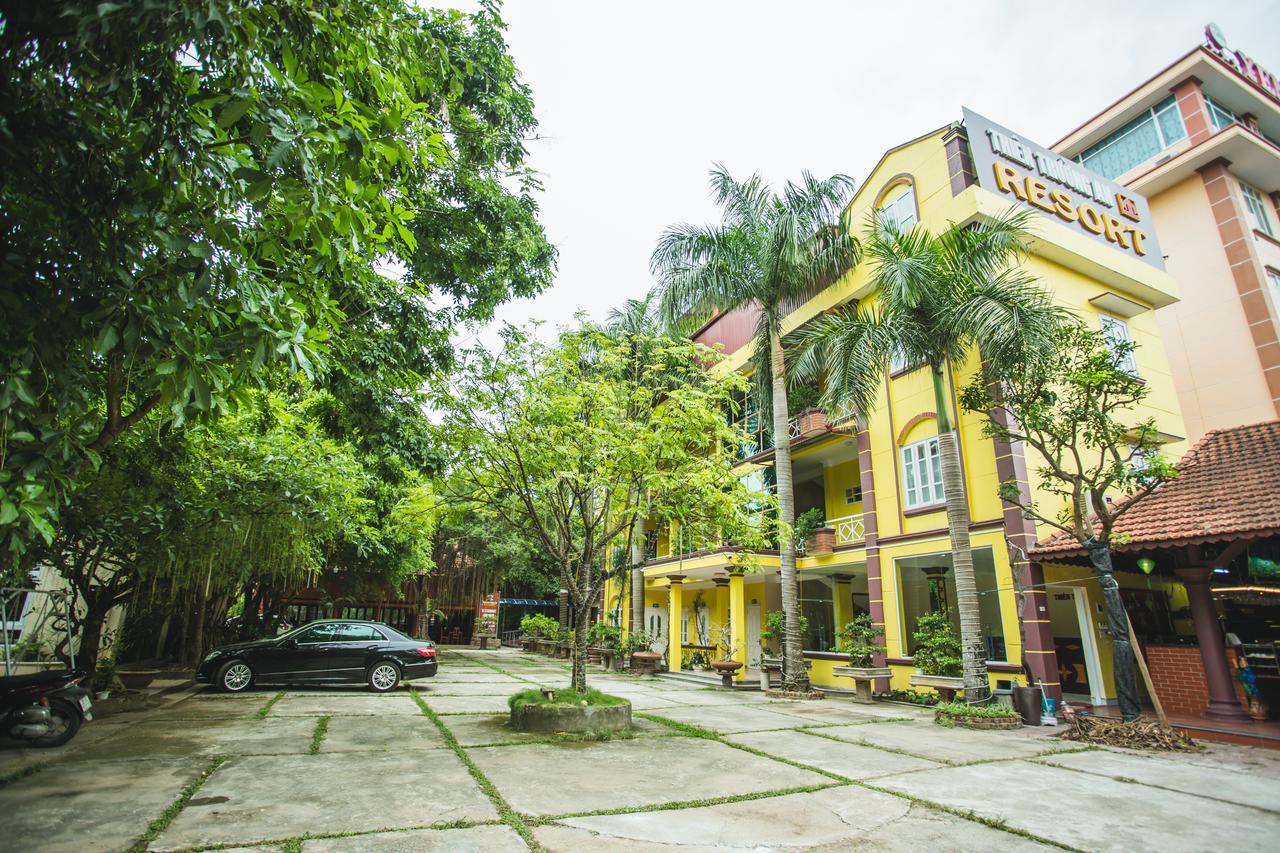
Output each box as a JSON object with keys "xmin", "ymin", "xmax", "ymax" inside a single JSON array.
[{"xmin": 1058, "ymin": 715, "xmax": 1201, "ymax": 751}]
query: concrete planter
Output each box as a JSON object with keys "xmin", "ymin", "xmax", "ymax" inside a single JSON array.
[
  {"xmin": 630, "ymin": 651, "xmax": 661, "ymax": 675},
  {"xmin": 117, "ymin": 671, "xmax": 158, "ymax": 690},
  {"xmin": 510, "ymin": 700, "xmax": 632, "ymax": 734},
  {"xmin": 910, "ymin": 672, "xmax": 965, "ymax": 703},
  {"xmin": 710, "ymin": 659, "xmax": 743, "ymax": 688},
  {"xmin": 832, "ymin": 665, "xmax": 892, "ymax": 703},
  {"xmin": 805, "ymin": 527, "xmax": 835, "ymax": 556},
  {"xmin": 934, "ymin": 708, "xmax": 1022, "ymax": 730}
]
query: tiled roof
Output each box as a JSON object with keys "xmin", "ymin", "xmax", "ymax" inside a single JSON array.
[{"xmin": 1033, "ymin": 420, "xmax": 1280, "ymax": 558}]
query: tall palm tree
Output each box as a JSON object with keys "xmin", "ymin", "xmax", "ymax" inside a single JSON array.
[
  {"xmin": 651, "ymin": 165, "xmax": 859, "ymax": 691},
  {"xmin": 788, "ymin": 209, "xmax": 1066, "ymax": 702},
  {"xmin": 605, "ymin": 295, "xmax": 662, "ymax": 642}
]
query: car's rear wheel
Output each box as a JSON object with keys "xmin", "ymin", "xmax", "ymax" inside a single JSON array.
[
  {"xmin": 367, "ymin": 661, "xmax": 400, "ymax": 693},
  {"xmin": 217, "ymin": 660, "xmax": 254, "ymax": 693}
]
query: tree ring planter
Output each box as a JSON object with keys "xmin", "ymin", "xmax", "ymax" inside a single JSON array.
[
  {"xmin": 710, "ymin": 659, "xmax": 743, "ymax": 688},
  {"xmin": 510, "ymin": 700, "xmax": 632, "ymax": 734},
  {"xmin": 832, "ymin": 665, "xmax": 892, "ymax": 703},
  {"xmin": 934, "ymin": 708, "xmax": 1022, "ymax": 730},
  {"xmin": 910, "ymin": 672, "xmax": 965, "ymax": 703},
  {"xmin": 630, "ymin": 651, "xmax": 661, "ymax": 676},
  {"xmin": 117, "ymin": 671, "xmax": 158, "ymax": 691}
]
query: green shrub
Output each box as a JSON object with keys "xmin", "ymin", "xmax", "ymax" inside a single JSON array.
[
  {"xmin": 793, "ymin": 507, "xmax": 825, "ymax": 547},
  {"xmin": 836, "ymin": 613, "xmax": 885, "ymax": 667},
  {"xmin": 912, "ymin": 611, "xmax": 962, "ymax": 677},
  {"xmin": 519, "ymin": 613, "xmax": 559, "ymax": 640},
  {"xmin": 874, "ymin": 688, "xmax": 940, "ymax": 707},
  {"xmin": 760, "ymin": 610, "xmax": 809, "ymax": 655},
  {"xmin": 508, "ymin": 687, "xmax": 628, "ymax": 710},
  {"xmin": 586, "ymin": 622, "xmax": 622, "ymax": 649},
  {"xmin": 934, "ymin": 700, "xmax": 1019, "ymax": 718}
]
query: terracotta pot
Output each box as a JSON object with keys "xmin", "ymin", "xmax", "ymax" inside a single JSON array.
[{"xmin": 710, "ymin": 660, "xmax": 743, "ymax": 672}]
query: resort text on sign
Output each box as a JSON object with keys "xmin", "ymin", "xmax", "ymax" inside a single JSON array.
[{"xmin": 962, "ymin": 107, "xmax": 1165, "ymax": 271}]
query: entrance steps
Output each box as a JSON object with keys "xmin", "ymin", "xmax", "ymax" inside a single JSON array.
[{"xmin": 657, "ymin": 669, "xmax": 762, "ymax": 690}]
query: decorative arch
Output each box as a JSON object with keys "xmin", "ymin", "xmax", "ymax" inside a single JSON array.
[
  {"xmin": 874, "ymin": 172, "xmax": 917, "ymax": 208},
  {"xmin": 896, "ymin": 411, "xmax": 937, "ymax": 447}
]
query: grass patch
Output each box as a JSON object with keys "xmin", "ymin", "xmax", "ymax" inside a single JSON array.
[
  {"xmin": 254, "ymin": 690, "xmax": 285, "ymax": 719},
  {"xmin": 309, "ymin": 716, "xmax": 330, "ymax": 754},
  {"xmin": 0, "ymin": 760, "xmax": 52, "ymax": 789},
  {"xmin": 935, "ymin": 701, "xmax": 1020, "ymax": 718},
  {"xmin": 635, "ymin": 712, "xmax": 718, "ymax": 740},
  {"xmin": 128, "ymin": 756, "xmax": 226, "ymax": 851},
  {"xmin": 508, "ymin": 686, "xmax": 627, "ymax": 711},
  {"xmin": 874, "ymin": 689, "xmax": 940, "ymax": 707},
  {"xmin": 281, "ymin": 840, "xmax": 302, "ymax": 853},
  {"xmin": 410, "ymin": 689, "xmax": 542, "ymax": 851}
]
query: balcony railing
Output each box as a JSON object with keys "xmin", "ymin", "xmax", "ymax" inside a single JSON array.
[{"xmin": 830, "ymin": 513, "xmax": 865, "ymax": 546}]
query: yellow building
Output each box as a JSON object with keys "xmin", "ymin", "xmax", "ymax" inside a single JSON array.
[
  {"xmin": 605, "ymin": 105, "xmax": 1190, "ymax": 713},
  {"xmin": 1053, "ymin": 23, "xmax": 1280, "ymax": 443}
]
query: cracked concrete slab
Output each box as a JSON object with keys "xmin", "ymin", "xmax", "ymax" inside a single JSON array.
[
  {"xmin": 726, "ymin": 729, "xmax": 940, "ymax": 779},
  {"xmin": 543, "ymin": 784, "xmax": 1052, "ymax": 851},
  {"xmin": 761, "ymin": 699, "xmax": 925, "ymax": 724},
  {"xmin": 318, "ymin": 715, "xmax": 448, "ymax": 752},
  {"xmin": 268, "ymin": 693, "xmax": 423, "ymax": 717},
  {"xmin": 442, "ymin": 714, "xmax": 671, "ymax": 747},
  {"xmin": 815, "ymin": 721, "xmax": 1064, "ymax": 763},
  {"xmin": 420, "ymin": 695, "xmax": 515, "ymax": 715},
  {"xmin": 303, "ymin": 824, "xmax": 522, "ymax": 851},
  {"xmin": 875, "ymin": 759, "xmax": 1280, "ymax": 852},
  {"xmin": 67, "ymin": 716, "xmax": 316, "ymax": 760},
  {"xmin": 1038, "ymin": 748, "xmax": 1280, "ymax": 813},
  {"xmin": 154, "ymin": 752, "xmax": 497, "ymax": 849},
  {"xmin": 469, "ymin": 736, "xmax": 828, "ymax": 816},
  {"xmin": 0, "ymin": 756, "xmax": 201, "ymax": 853},
  {"xmin": 416, "ymin": 681, "xmax": 527, "ymax": 697},
  {"xmin": 643, "ymin": 704, "xmax": 823, "ymax": 734}
]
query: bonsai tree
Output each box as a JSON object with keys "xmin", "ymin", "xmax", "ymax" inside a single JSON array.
[
  {"xmin": 960, "ymin": 323, "xmax": 1176, "ymax": 721},
  {"xmin": 836, "ymin": 613, "xmax": 885, "ymax": 668},
  {"xmin": 587, "ymin": 622, "xmax": 622, "ymax": 650},
  {"xmin": 912, "ymin": 611, "xmax": 963, "ymax": 678},
  {"xmin": 760, "ymin": 610, "xmax": 809, "ymax": 657}
]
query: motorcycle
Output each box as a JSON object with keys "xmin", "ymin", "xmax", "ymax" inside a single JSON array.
[{"xmin": 1, "ymin": 669, "xmax": 93, "ymax": 748}]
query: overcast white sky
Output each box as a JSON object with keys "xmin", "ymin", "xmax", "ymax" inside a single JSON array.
[{"xmin": 450, "ymin": 1, "xmax": 1280, "ymax": 345}]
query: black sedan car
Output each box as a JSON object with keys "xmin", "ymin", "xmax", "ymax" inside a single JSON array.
[{"xmin": 196, "ymin": 620, "xmax": 437, "ymax": 693}]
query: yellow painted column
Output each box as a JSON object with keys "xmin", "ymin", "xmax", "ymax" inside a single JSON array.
[
  {"xmin": 667, "ymin": 575, "xmax": 685, "ymax": 672},
  {"xmin": 712, "ymin": 576, "xmax": 730, "ymax": 653},
  {"xmin": 729, "ymin": 569, "xmax": 747, "ymax": 679},
  {"xmin": 833, "ymin": 575, "xmax": 854, "ymax": 633}
]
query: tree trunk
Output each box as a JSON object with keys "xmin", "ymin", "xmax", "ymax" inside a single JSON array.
[
  {"xmin": 77, "ymin": 600, "xmax": 110, "ymax": 682},
  {"xmin": 770, "ymin": 331, "xmax": 807, "ymax": 692},
  {"xmin": 630, "ymin": 527, "xmax": 646, "ymax": 641},
  {"xmin": 1086, "ymin": 539, "xmax": 1141, "ymax": 720},
  {"xmin": 558, "ymin": 560, "xmax": 570, "ymax": 632},
  {"xmin": 571, "ymin": 583, "xmax": 592, "ymax": 692},
  {"xmin": 932, "ymin": 364, "xmax": 989, "ymax": 703}
]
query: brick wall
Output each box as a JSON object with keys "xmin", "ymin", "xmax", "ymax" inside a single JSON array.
[{"xmin": 1144, "ymin": 644, "xmax": 1247, "ymax": 716}]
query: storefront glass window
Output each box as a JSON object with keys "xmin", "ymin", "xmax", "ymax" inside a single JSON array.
[
  {"xmin": 896, "ymin": 547, "xmax": 1006, "ymax": 662},
  {"xmin": 800, "ymin": 579, "xmax": 835, "ymax": 651}
]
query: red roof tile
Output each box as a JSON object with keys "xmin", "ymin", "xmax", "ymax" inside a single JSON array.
[{"xmin": 1033, "ymin": 420, "xmax": 1280, "ymax": 558}]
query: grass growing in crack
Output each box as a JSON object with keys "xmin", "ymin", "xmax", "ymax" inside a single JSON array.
[
  {"xmin": 254, "ymin": 690, "xmax": 285, "ymax": 719},
  {"xmin": 800, "ymin": 727, "xmax": 950, "ymax": 765},
  {"xmin": 309, "ymin": 716, "xmax": 330, "ymax": 754},
  {"xmin": 410, "ymin": 689, "xmax": 542, "ymax": 851},
  {"xmin": 635, "ymin": 712, "xmax": 718, "ymax": 740},
  {"xmin": 0, "ymin": 760, "xmax": 52, "ymax": 789},
  {"xmin": 179, "ymin": 819, "xmax": 503, "ymax": 851},
  {"xmin": 128, "ymin": 756, "xmax": 226, "ymax": 851},
  {"xmin": 281, "ymin": 840, "xmax": 302, "ymax": 853}
]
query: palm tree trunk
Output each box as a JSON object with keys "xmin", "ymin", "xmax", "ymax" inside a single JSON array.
[
  {"xmin": 932, "ymin": 363, "xmax": 990, "ymax": 702},
  {"xmin": 771, "ymin": 331, "xmax": 807, "ymax": 692}
]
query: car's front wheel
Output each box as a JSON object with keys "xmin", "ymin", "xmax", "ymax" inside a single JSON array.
[
  {"xmin": 216, "ymin": 660, "xmax": 254, "ymax": 693},
  {"xmin": 367, "ymin": 661, "xmax": 401, "ymax": 693}
]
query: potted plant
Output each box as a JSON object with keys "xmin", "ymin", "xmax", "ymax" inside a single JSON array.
[
  {"xmin": 793, "ymin": 508, "xmax": 832, "ymax": 556},
  {"xmin": 626, "ymin": 629, "xmax": 661, "ymax": 675},
  {"xmin": 587, "ymin": 622, "xmax": 621, "ymax": 668},
  {"xmin": 908, "ymin": 611, "xmax": 965, "ymax": 702},
  {"xmin": 759, "ymin": 609, "xmax": 810, "ymax": 689},
  {"xmin": 832, "ymin": 613, "xmax": 890, "ymax": 703},
  {"xmin": 933, "ymin": 700, "xmax": 1022, "ymax": 730},
  {"xmin": 708, "ymin": 625, "xmax": 744, "ymax": 687}
]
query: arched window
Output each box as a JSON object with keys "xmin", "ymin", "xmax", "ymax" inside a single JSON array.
[{"xmin": 877, "ymin": 182, "xmax": 918, "ymax": 232}]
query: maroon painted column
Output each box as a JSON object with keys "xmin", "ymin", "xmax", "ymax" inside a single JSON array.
[{"xmin": 1175, "ymin": 568, "xmax": 1250, "ymax": 721}]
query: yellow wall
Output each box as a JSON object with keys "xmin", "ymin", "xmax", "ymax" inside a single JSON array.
[{"xmin": 822, "ymin": 458, "xmax": 863, "ymax": 520}]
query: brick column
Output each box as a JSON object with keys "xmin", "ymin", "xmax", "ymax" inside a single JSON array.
[
  {"xmin": 1171, "ymin": 76, "xmax": 1213, "ymax": 145},
  {"xmin": 857, "ymin": 424, "xmax": 889, "ymax": 692},
  {"xmin": 1175, "ymin": 568, "xmax": 1250, "ymax": 720}
]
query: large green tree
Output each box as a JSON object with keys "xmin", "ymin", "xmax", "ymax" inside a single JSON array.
[
  {"xmin": 788, "ymin": 210, "xmax": 1065, "ymax": 702},
  {"xmin": 438, "ymin": 325, "xmax": 769, "ymax": 692},
  {"xmin": 0, "ymin": 0, "xmax": 553, "ymax": 556},
  {"xmin": 961, "ymin": 323, "xmax": 1175, "ymax": 720},
  {"xmin": 651, "ymin": 166, "xmax": 858, "ymax": 691}
]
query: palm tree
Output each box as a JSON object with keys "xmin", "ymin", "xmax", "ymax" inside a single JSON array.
[
  {"xmin": 651, "ymin": 165, "xmax": 859, "ymax": 691},
  {"xmin": 605, "ymin": 295, "xmax": 662, "ymax": 642},
  {"xmin": 788, "ymin": 209, "xmax": 1066, "ymax": 702}
]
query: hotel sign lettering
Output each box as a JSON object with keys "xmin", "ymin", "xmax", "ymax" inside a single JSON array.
[
  {"xmin": 962, "ymin": 108, "xmax": 1165, "ymax": 272},
  {"xmin": 1204, "ymin": 23, "xmax": 1279, "ymax": 104}
]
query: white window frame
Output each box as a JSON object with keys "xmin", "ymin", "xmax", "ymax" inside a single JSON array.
[
  {"xmin": 1241, "ymin": 182, "xmax": 1275, "ymax": 237},
  {"xmin": 1205, "ymin": 96, "xmax": 1237, "ymax": 132},
  {"xmin": 1267, "ymin": 268, "xmax": 1280, "ymax": 302},
  {"xmin": 1099, "ymin": 313, "xmax": 1139, "ymax": 377},
  {"xmin": 899, "ymin": 436, "xmax": 944, "ymax": 510},
  {"xmin": 878, "ymin": 184, "xmax": 917, "ymax": 233}
]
